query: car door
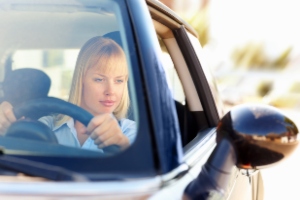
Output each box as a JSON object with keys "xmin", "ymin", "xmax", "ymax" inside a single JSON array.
[{"xmin": 136, "ymin": 0, "xmax": 264, "ymax": 199}]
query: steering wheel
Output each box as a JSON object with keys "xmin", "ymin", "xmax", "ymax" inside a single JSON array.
[{"xmin": 5, "ymin": 97, "xmax": 120, "ymax": 154}]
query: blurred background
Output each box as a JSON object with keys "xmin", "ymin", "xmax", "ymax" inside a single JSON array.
[
  {"xmin": 161, "ymin": 0, "xmax": 300, "ymax": 114},
  {"xmin": 159, "ymin": 0, "xmax": 300, "ymax": 199}
]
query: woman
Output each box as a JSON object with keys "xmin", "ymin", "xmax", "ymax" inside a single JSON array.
[{"xmin": 0, "ymin": 36, "xmax": 136, "ymax": 152}]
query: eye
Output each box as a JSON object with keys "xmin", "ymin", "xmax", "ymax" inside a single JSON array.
[
  {"xmin": 116, "ymin": 79, "xmax": 124, "ymax": 84},
  {"xmin": 94, "ymin": 78, "xmax": 104, "ymax": 82}
]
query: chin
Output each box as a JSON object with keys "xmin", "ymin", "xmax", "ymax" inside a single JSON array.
[{"xmin": 100, "ymin": 108, "xmax": 114, "ymax": 114}]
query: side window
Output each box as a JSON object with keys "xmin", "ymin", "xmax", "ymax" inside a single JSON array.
[
  {"xmin": 157, "ymin": 36, "xmax": 200, "ymax": 146},
  {"xmin": 158, "ymin": 37, "xmax": 186, "ymax": 105},
  {"xmin": 187, "ymin": 32, "xmax": 225, "ymax": 118}
]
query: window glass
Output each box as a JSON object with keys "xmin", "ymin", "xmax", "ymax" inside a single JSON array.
[
  {"xmin": 158, "ymin": 38, "xmax": 186, "ymax": 105},
  {"xmin": 187, "ymin": 32, "xmax": 225, "ymax": 117},
  {"xmin": 12, "ymin": 49, "xmax": 79, "ymax": 100},
  {"xmin": 0, "ymin": 0, "xmax": 137, "ymax": 157}
]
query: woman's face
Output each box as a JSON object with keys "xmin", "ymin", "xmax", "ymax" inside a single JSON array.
[{"xmin": 81, "ymin": 61, "xmax": 127, "ymax": 116}]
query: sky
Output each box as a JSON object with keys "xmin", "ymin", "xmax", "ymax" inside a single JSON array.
[
  {"xmin": 167, "ymin": 0, "xmax": 300, "ymax": 62},
  {"xmin": 208, "ymin": 0, "xmax": 300, "ymax": 61}
]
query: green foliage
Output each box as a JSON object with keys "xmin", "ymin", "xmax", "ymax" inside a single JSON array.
[
  {"xmin": 183, "ymin": 6, "xmax": 210, "ymax": 46},
  {"xmin": 257, "ymin": 80, "xmax": 273, "ymax": 97},
  {"xmin": 231, "ymin": 42, "xmax": 292, "ymax": 69}
]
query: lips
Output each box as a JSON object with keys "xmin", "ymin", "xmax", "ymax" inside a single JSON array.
[{"xmin": 100, "ymin": 100, "xmax": 115, "ymax": 107}]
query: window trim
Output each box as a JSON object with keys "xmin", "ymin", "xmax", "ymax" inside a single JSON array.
[{"xmin": 173, "ymin": 27, "xmax": 220, "ymax": 127}]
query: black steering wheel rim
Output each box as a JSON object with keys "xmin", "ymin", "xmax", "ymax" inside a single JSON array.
[
  {"xmin": 13, "ymin": 97, "xmax": 93, "ymax": 126},
  {"xmin": 7, "ymin": 97, "xmax": 120, "ymax": 154}
]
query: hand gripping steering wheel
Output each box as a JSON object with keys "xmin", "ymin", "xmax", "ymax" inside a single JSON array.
[{"xmin": 5, "ymin": 97, "xmax": 120, "ymax": 154}]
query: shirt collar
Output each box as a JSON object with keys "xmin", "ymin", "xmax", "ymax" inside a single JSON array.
[
  {"xmin": 53, "ymin": 116, "xmax": 121, "ymax": 131},
  {"xmin": 53, "ymin": 118, "xmax": 74, "ymax": 131}
]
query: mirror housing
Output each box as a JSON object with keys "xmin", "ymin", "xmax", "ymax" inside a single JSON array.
[
  {"xmin": 217, "ymin": 103, "xmax": 299, "ymax": 169},
  {"xmin": 184, "ymin": 104, "xmax": 299, "ymax": 199}
]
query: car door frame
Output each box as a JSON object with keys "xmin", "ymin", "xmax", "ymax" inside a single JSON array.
[{"xmin": 143, "ymin": 0, "xmax": 264, "ymax": 199}]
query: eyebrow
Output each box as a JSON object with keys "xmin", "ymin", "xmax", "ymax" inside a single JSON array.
[{"xmin": 95, "ymin": 73, "xmax": 126, "ymax": 78}]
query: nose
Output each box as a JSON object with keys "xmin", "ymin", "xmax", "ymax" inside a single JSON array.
[{"xmin": 104, "ymin": 81, "xmax": 114, "ymax": 96}]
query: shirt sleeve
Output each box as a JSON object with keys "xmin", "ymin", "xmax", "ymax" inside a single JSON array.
[{"xmin": 119, "ymin": 118, "xmax": 136, "ymax": 144}]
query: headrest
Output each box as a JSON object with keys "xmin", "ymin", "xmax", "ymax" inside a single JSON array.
[
  {"xmin": 2, "ymin": 68, "xmax": 51, "ymax": 106},
  {"xmin": 103, "ymin": 31, "xmax": 123, "ymax": 48}
]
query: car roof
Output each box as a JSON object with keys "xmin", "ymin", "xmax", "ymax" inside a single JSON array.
[{"xmin": 146, "ymin": 0, "xmax": 198, "ymax": 38}]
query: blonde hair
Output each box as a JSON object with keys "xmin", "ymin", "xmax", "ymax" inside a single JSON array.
[{"xmin": 56, "ymin": 36, "xmax": 129, "ymax": 125}]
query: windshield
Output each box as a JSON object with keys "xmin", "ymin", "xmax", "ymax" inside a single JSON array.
[{"xmin": 0, "ymin": 0, "xmax": 138, "ymax": 158}]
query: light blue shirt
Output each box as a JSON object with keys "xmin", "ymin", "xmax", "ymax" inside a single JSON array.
[{"xmin": 39, "ymin": 116, "xmax": 136, "ymax": 152}]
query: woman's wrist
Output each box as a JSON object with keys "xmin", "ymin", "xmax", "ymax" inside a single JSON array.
[{"xmin": 119, "ymin": 136, "xmax": 130, "ymax": 149}]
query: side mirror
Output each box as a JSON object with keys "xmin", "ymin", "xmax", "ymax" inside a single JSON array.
[
  {"xmin": 218, "ymin": 103, "xmax": 298, "ymax": 169},
  {"xmin": 184, "ymin": 104, "xmax": 299, "ymax": 199}
]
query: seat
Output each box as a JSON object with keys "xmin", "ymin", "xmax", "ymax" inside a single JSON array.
[{"xmin": 2, "ymin": 68, "xmax": 51, "ymax": 106}]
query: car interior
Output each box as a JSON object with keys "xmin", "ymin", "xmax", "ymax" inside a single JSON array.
[
  {"xmin": 0, "ymin": 1, "xmax": 136, "ymax": 156},
  {"xmin": 0, "ymin": 0, "xmax": 215, "ymax": 157}
]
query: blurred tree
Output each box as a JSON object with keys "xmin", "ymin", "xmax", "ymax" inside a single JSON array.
[
  {"xmin": 159, "ymin": 0, "xmax": 293, "ymax": 70},
  {"xmin": 159, "ymin": 0, "xmax": 210, "ymax": 46},
  {"xmin": 231, "ymin": 42, "xmax": 292, "ymax": 69},
  {"xmin": 183, "ymin": 0, "xmax": 210, "ymax": 46},
  {"xmin": 257, "ymin": 80, "xmax": 273, "ymax": 97}
]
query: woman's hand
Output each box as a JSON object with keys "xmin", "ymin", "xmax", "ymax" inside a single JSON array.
[
  {"xmin": 87, "ymin": 113, "xmax": 130, "ymax": 150},
  {"xmin": 0, "ymin": 101, "xmax": 16, "ymax": 135}
]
